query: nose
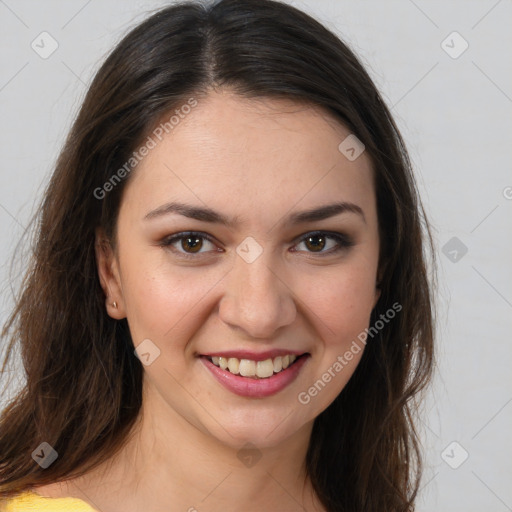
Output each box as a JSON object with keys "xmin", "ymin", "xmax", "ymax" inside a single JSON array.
[{"xmin": 218, "ymin": 250, "xmax": 297, "ymax": 340}]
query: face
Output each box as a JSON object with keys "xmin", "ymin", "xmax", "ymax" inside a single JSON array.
[{"xmin": 96, "ymin": 89, "xmax": 381, "ymax": 450}]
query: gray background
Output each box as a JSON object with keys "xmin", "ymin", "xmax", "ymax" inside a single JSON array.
[{"xmin": 1, "ymin": 1, "xmax": 511, "ymax": 510}]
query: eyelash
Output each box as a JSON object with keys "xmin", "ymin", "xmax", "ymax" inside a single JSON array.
[{"xmin": 158, "ymin": 231, "xmax": 354, "ymax": 260}]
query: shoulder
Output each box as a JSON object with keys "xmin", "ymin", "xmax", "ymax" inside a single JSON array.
[{"xmin": 1, "ymin": 490, "xmax": 97, "ymax": 512}]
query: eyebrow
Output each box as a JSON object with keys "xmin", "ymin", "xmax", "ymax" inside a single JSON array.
[{"xmin": 144, "ymin": 200, "xmax": 366, "ymax": 226}]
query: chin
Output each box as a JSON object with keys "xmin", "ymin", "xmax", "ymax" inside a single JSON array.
[{"xmin": 201, "ymin": 406, "xmax": 312, "ymax": 450}]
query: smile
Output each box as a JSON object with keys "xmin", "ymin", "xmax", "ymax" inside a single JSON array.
[
  {"xmin": 210, "ymin": 354, "xmax": 298, "ymax": 378},
  {"xmin": 200, "ymin": 353, "xmax": 309, "ymax": 398}
]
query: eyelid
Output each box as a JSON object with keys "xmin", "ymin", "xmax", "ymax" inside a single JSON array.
[
  {"xmin": 291, "ymin": 230, "xmax": 352, "ymax": 246},
  {"xmin": 159, "ymin": 231, "xmax": 220, "ymax": 258},
  {"xmin": 290, "ymin": 230, "xmax": 354, "ymax": 256}
]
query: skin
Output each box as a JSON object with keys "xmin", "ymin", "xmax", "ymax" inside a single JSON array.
[{"xmin": 34, "ymin": 89, "xmax": 381, "ymax": 511}]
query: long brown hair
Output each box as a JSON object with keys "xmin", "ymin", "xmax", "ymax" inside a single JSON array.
[{"xmin": 0, "ymin": 1, "xmax": 436, "ymax": 510}]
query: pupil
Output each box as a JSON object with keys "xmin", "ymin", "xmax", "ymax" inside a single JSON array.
[{"xmin": 306, "ymin": 235, "xmax": 325, "ymax": 252}]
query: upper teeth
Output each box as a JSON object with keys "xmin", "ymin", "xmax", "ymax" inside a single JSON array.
[{"xmin": 211, "ymin": 355, "xmax": 298, "ymax": 378}]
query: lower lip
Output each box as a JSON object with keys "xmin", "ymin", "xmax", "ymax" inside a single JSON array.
[{"xmin": 200, "ymin": 355, "xmax": 309, "ymax": 398}]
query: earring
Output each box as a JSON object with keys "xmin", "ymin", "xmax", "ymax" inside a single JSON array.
[{"xmin": 112, "ymin": 301, "xmax": 118, "ymax": 309}]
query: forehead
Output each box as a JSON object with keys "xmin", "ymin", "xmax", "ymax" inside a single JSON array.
[{"xmin": 121, "ymin": 90, "xmax": 376, "ymax": 226}]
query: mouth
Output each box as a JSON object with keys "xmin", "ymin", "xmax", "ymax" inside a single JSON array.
[
  {"xmin": 205, "ymin": 353, "xmax": 306, "ymax": 379},
  {"xmin": 199, "ymin": 352, "xmax": 310, "ymax": 398}
]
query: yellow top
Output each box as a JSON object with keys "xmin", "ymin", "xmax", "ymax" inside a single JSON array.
[{"xmin": 1, "ymin": 491, "xmax": 96, "ymax": 511}]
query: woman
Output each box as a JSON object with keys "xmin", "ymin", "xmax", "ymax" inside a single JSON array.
[{"xmin": 0, "ymin": 0, "xmax": 435, "ymax": 510}]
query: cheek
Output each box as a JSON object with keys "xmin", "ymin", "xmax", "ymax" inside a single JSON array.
[
  {"xmin": 294, "ymin": 267, "xmax": 376, "ymax": 413},
  {"xmin": 120, "ymin": 254, "xmax": 216, "ymax": 349},
  {"xmin": 299, "ymin": 263, "xmax": 378, "ymax": 346}
]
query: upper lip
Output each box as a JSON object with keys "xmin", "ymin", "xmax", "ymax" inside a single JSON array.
[{"xmin": 200, "ymin": 349, "xmax": 308, "ymax": 362}]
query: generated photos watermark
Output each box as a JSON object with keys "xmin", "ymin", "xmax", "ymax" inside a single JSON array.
[
  {"xmin": 297, "ymin": 301, "xmax": 402, "ymax": 405},
  {"xmin": 94, "ymin": 97, "xmax": 198, "ymax": 200}
]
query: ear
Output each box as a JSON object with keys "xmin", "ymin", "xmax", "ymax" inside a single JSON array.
[{"xmin": 95, "ymin": 227, "xmax": 126, "ymax": 320}]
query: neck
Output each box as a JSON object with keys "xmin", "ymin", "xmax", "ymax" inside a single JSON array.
[{"xmin": 74, "ymin": 380, "xmax": 324, "ymax": 512}]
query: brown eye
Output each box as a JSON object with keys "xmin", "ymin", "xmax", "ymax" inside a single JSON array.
[
  {"xmin": 180, "ymin": 235, "xmax": 203, "ymax": 253},
  {"xmin": 293, "ymin": 231, "xmax": 354, "ymax": 256},
  {"xmin": 159, "ymin": 232, "xmax": 220, "ymax": 259},
  {"xmin": 304, "ymin": 234, "xmax": 327, "ymax": 252}
]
